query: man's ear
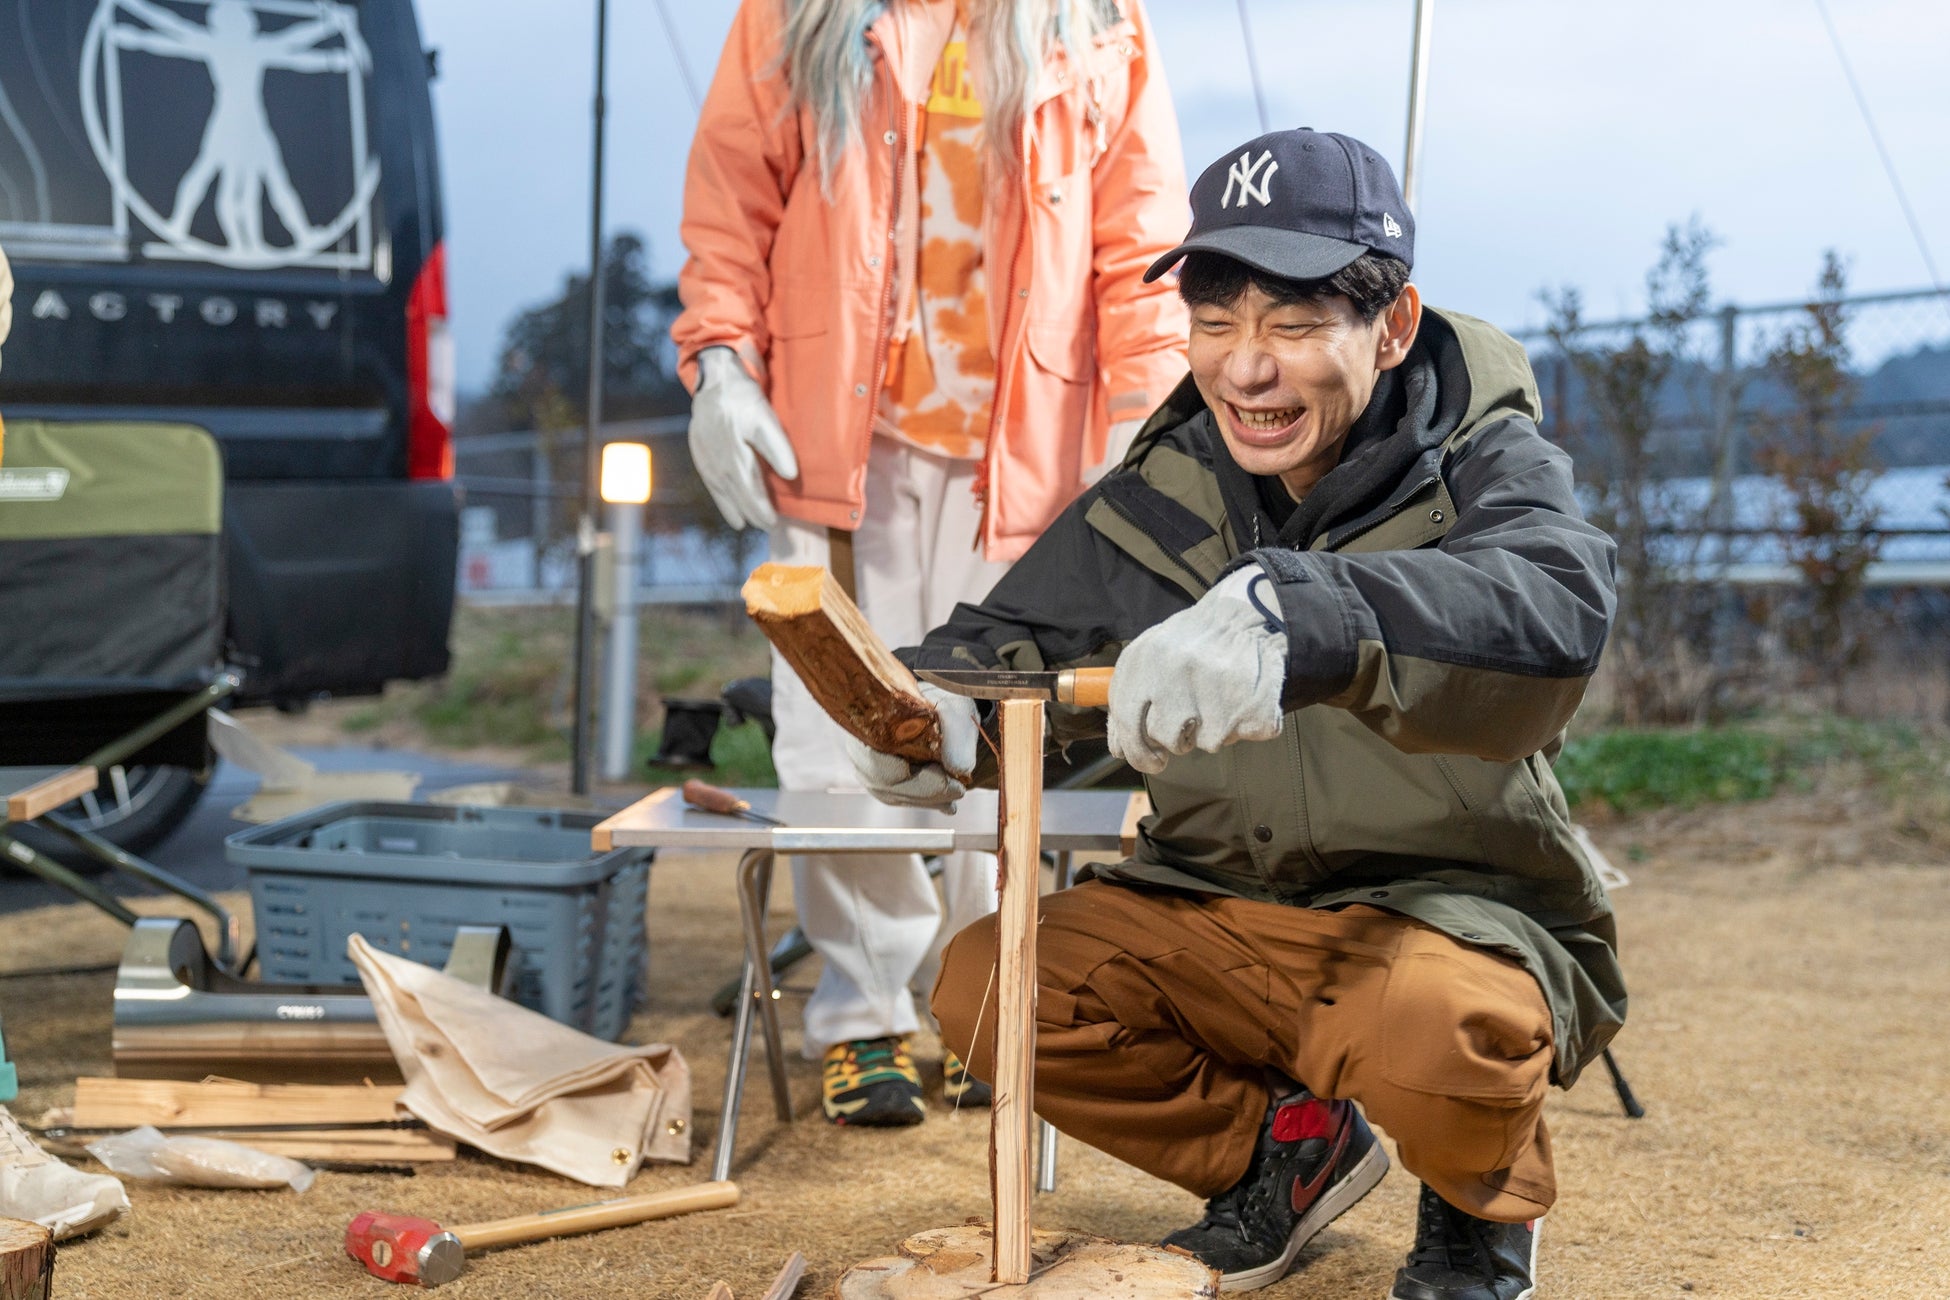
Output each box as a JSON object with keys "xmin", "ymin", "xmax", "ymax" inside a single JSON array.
[{"xmin": 1374, "ymin": 283, "xmax": 1422, "ymax": 373}]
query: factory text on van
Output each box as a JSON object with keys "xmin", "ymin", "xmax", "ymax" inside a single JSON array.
[{"xmin": 29, "ymin": 289, "xmax": 340, "ymax": 330}]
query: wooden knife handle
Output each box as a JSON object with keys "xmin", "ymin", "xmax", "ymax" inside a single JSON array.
[
  {"xmin": 1057, "ymin": 667, "xmax": 1115, "ymax": 709},
  {"xmin": 682, "ymin": 779, "xmax": 749, "ymax": 816}
]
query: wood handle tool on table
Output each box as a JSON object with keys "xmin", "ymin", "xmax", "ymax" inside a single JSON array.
[{"xmin": 681, "ymin": 779, "xmax": 786, "ymax": 827}]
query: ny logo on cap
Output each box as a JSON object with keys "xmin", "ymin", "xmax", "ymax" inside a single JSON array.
[{"xmin": 1221, "ymin": 150, "xmax": 1279, "ymax": 209}]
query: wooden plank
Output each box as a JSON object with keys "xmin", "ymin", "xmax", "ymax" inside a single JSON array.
[
  {"xmin": 759, "ymin": 1252, "xmax": 808, "ymax": 1300},
  {"xmin": 591, "ymin": 786, "xmax": 679, "ymax": 853},
  {"xmin": 1119, "ymin": 790, "xmax": 1153, "ymax": 859},
  {"xmin": 741, "ymin": 564, "xmax": 943, "ymax": 766},
  {"xmin": 989, "ymin": 697, "xmax": 1043, "ymax": 1285},
  {"xmin": 188, "ymin": 1130, "xmax": 457, "ymax": 1163},
  {"xmin": 72, "ymin": 1077, "xmax": 406, "ymax": 1128},
  {"xmin": 6, "ymin": 767, "xmax": 97, "ymax": 824}
]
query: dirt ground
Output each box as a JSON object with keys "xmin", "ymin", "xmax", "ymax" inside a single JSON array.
[{"xmin": 3, "ymin": 783, "xmax": 1946, "ymax": 1299}]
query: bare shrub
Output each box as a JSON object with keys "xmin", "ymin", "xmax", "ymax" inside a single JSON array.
[
  {"xmin": 1748, "ymin": 252, "xmax": 1884, "ymax": 709},
  {"xmin": 1544, "ymin": 220, "xmax": 1726, "ymax": 724}
]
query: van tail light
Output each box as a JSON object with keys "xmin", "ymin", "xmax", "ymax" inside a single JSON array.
[{"xmin": 406, "ymin": 241, "xmax": 455, "ymax": 480}]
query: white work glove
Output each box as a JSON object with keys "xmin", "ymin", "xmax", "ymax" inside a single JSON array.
[
  {"xmin": 687, "ymin": 346, "xmax": 800, "ymax": 531},
  {"xmin": 1107, "ymin": 562, "xmax": 1288, "ymax": 774},
  {"xmin": 0, "ymin": 244, "xmax": 12, "ymax": 372},
  {"xmin": 841, "ymin": 682, "xmax": 981, "ymax": 809},
  {"xmin": 1082, "ymin": 418, "xmax": 1145, "ymax": 486}
]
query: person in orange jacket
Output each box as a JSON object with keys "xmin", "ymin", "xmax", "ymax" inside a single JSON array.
[{"xmin": 672, "ymin": 0, "xmax": 1189, "ymax": 1127}]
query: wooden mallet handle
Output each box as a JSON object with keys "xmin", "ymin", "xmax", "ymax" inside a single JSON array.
[{"xmin": 452, "ymin": 1180, "xmax": 740, "ymax": 1251}]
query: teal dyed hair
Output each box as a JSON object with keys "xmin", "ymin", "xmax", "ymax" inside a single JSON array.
[{"xmin": 780, "ymin": 0, "xmax": 1117, "ymax": 188}]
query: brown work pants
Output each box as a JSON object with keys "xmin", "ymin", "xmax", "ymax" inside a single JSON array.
[{"xmin": 933, "ymin": 881, "xmax": 1557, "ymax": 1223}]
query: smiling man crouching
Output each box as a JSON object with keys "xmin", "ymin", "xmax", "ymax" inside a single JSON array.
[{"xmin": 840, "ymin": 128, "xmax": 1626, "ymax": 1299}]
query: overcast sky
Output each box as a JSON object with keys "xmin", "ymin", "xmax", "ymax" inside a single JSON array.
[{"xmin": 416, "ymin": 0, "xmax": 1950, "ymax": 393}]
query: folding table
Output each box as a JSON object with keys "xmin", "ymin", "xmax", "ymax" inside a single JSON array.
[{"xmin": 592, "ymin": 787, "xmax": 1142, "ymax": 1182}]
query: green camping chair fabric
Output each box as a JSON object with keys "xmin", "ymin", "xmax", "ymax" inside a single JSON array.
[{"xmin": 0, "ymin": 420, "xmax": 223, "ymax": 694}]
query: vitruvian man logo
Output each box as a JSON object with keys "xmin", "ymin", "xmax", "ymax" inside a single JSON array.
[
  {"xmin": 1382, "ymin": 213, "xmax": 1403, "ymax": 238},
  {"xmin": 1221, "ymin": 150, "xmax": 1279, "ymax": 209},
  {"xmin": 79, "ymin": 0, "xmax": 381, "ymax": 270}
]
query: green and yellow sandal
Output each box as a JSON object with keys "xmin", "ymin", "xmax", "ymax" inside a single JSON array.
[
  {"xmin": 821, "ymin": 1037, "xmax": 927, "ymax": 1126},
  {"xmin": 942, "ymin": 1048, "xmax": 993, "ymax": 1109}
]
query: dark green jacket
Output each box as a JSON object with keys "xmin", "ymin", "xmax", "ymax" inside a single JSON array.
[{"xmin": 905, "ymin": 307, "xmax": 1627, "ymax": 1087}]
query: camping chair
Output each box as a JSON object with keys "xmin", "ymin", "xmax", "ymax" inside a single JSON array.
[{"xmin": 0, "ymin": 420, "xmax": 246, "ymax": 970}]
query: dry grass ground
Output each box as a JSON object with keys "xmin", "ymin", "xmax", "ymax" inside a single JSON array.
[{"xmin": 3, "ymin": 783, "xmax": 1946, "ymax": 1298}]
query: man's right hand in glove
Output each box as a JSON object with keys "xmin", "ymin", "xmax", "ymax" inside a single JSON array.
[
  {"xmin": 688, "ymin": 346, "xmax": 799, "ymax": 531},
  {"xmin": 841, "ymin": 683, "xmax": 981, "ymax": 810}
]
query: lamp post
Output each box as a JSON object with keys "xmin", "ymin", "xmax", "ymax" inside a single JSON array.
[
  {"xmin": 599, "ymin": 443, "xmax": 651, "ymax": 782},
  {"xmin": 570, "ymin": 0, "xmax": 611, "ymax": 794}
]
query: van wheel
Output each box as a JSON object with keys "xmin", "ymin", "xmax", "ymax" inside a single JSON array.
[{"xmin": 15, "ymin": 765, "xmax": 211, "ymax": 873}]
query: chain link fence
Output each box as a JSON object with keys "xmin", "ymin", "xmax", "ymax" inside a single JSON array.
[{"xmin": 1518, "ymin": 286, "xmax": 1950, "ymax": 573}]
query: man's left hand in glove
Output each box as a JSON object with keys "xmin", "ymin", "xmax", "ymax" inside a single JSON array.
[{"xmin": 1107, "ymin": 562, "xmax": 1288, "ymax": 774}]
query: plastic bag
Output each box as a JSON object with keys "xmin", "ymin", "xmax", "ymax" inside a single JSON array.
[
  {"xmin": 85, "ymin": 1126, "xmax": 315, "ymax": 1192},
  {"xmin": 0, "ymin": 1106, "xmax": 128, "ymax": 1240}
]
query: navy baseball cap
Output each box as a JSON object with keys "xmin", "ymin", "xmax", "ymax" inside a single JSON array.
[{"xmin": 1144, "ymin": 128, "xmax": 1414, "ymax": 283}]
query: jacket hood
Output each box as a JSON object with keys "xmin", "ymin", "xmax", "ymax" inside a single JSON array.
[
  {"xmin": 1126, "ymin": 306, "xmax": 1543, "ymax": 553},
  {"xmin": 1436, "ymin": 307, "xmax": 1544, "ymax": 432}
]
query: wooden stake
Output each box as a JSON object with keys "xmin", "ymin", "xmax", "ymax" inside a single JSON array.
[
  {"xmin": 72, "ymin": 1077, "xmax": 405, "ymax": 1128},
  {"xmin": 741, "ymin": 564, "xmax": 942, "ymax": 765},
  {"xmin": 0, "ymin": 1219, "xmax": 52, "ymax": 1300},
  {"xmin": 991, "ymin": 697, "xmax": 1044, "ymax": 1285}
]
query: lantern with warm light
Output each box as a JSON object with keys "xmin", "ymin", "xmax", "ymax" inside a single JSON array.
[
  {"xmin": 596, "ymin": 441, "xmax": 651, "ymax": 779},
  {"xmin": 600, "ymin": 441, "xmax": 652, "ymax": 504}
]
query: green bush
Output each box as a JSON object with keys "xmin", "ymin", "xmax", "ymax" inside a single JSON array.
[
  {"xmin": 1556, "ymin": 720, "xmax": 1928, "ymax": 815},
  {"xmin": 1557, "ymin": 728, "xmax": 1783, "ymax": 813}
]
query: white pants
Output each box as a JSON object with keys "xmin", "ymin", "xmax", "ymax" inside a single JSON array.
[{"xmin": 769, "ymin": 437, "xmax": 1012, "ymax": 1057}]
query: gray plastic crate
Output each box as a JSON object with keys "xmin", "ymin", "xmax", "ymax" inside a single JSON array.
[{"xmin": 228, "ymin": 801, "xmax": 651, "ymax": 1041}]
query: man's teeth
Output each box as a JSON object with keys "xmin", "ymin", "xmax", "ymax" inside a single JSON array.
[{"xmin": 1233, "ymin": 404, "xmax": 1300, "ymax": 430}]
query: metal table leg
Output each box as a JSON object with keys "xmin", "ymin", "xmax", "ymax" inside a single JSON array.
[
  {"xmin": 712, "ymin": 848, "xmax": 793, "ymax": 1182},
  {"xmin": 739, "ymin": 849, "xmax": 793, "ymax": 1119},
  {"xmin": 1036, "ymin": 851, "xmax": 1075, "ymax": 1195}
]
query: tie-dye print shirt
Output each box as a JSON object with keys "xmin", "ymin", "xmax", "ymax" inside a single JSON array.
[{"xmin": 877, "ymin": 12, "xmax": 996, "ymax": 461}]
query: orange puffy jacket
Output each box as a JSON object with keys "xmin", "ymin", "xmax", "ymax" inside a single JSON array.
[{"xmin": 672, "ymin": 0, "xmax": 1189, "ymax": 560}]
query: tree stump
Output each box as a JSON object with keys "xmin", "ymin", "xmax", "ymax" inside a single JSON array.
[
  {"xmin": 835, "ymin": 1224, "xmax": 1215, "ymax": 1299},
  {"xmin": 0, "ymin": 1219, "xmax": 52, "ymax": 1300}
]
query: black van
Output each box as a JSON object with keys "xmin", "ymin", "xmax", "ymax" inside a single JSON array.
[{"xmin": 0, "ymin": 0, "xmax": 455, "ymax": 847}]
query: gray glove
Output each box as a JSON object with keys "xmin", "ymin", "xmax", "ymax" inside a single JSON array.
[
  {"xmin": 687, "ymin": 346, "xmax": 799, "ymax": 531},
  {"xmin": 841, "ymin": 683, "xmax": 981, "ymax": 809},
  {"xmin": 1107, "ymin": 563, "xmax": 1287, "ymax": 774}
]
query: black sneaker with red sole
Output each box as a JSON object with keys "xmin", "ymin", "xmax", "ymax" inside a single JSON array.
[{"xmin": 1161, "ymin": 1091, "xmax": 1390, "ymax": 1292}]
